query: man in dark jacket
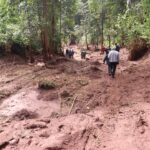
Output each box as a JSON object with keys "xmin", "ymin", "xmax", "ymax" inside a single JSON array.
[
  {"xmin": 115, "ymin": 43, "xmax": 120, "ymax": 52},
  {"xmin": 103, "ymin": 48, "xmax": 111, "ymax": 75}
]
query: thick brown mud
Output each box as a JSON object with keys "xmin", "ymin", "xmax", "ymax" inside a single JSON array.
[{"xmin": 0, "ymin": 48, "xmax": 150, "ymax": 150}]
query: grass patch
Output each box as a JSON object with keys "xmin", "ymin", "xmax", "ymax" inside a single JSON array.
[{"xmin": 38, "ymin": 80, "xmax": 56, "ymax": 90}]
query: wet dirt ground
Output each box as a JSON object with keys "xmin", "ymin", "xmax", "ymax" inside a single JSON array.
[{"xmin": 0, "ymin": 48, "xmax": 150, "ymax": 150}]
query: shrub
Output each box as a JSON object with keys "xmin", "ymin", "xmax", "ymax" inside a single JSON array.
[{"xmin": 38, "ymin": 80, "xmax": 56, "ymax": 90}]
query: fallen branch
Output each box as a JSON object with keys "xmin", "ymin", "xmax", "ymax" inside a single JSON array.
[{"xmin": 68, "ymin": 96, "xmax": 78, "ymax": 115}]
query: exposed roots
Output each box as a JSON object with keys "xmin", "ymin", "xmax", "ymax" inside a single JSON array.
[{"xmin": 128, "ymin": 38, "xmax": 149, "ymax": 61}]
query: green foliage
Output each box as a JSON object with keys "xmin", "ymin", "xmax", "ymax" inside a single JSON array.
[
  {"xmin": 38, "ymin": 80, "xmax": 56, "ymax": 90},
  {"xmin": 114, "ymin": 0, "xmax": 150, "ymax": 45},
  {"xmin": 74, "ymin": 0, "xmax": 150, "ymax": 46},
  {"xmin": 0, "ymin": 0, "xmax": 149, "ymax": 50}
]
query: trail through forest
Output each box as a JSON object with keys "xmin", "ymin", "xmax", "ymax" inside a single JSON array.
[{"xmin": 0, "ymin": 48, "xmax": 150, "ymax": 150}]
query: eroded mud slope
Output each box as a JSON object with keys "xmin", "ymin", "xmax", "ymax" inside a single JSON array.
[{"xmin": 0, "ymin": 49, "xmax": 150, "ymax": 150}]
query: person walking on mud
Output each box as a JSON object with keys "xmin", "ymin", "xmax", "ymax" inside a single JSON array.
[
  {"xmin": 103, "ymin": 47, "xmax": 111, "ymax": 75},
  {"xmin": 108, "ymin": 48, "xmax": 119, "ymax": 78},
  {"xmin": 115, "ymin": 43, "xmax": 120, "ymax": 52}
]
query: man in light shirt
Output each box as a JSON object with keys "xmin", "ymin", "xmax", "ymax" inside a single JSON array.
[{"xmin": 108, "ymin": 49, "xmax": 119, "ymax": 78}]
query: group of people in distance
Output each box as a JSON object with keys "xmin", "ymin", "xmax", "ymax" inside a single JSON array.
[
  {"xmin": 65, "ymin": 47, "xmax": 87, "ymax": 59},
  {"xmin": 66, "ymin": 47, "xmax": 75, "ymax": 58},
  {"xmin": 103, "ymin": 43, "xmax": 120, "ymax": 78},
  {"xmin": 65, "ymin": 43, "xmax": 120, "ymax": 79}
]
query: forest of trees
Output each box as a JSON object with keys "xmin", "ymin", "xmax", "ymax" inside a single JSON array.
[{"xmin": 0, "ymin": 0, "xmax": 149, "ymax": 60}]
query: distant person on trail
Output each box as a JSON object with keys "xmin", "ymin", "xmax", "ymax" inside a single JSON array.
[
  {"xmin": 103, "ymin": 47, "xmax": 111, "ymax": 75},
  {"xmin": 66, "ymin": 47, "xmax": 75, "ymax": 59},
  {"xmin": 68, "ymin": 50, "xmax": 72, "ymax": 58},
  {"xmin": 81, "ymin": 51, "xmax": 87, "ymax": 59},
  {"xmin": 70, "ymin": 49, "xmax": 75, "ymax": 59},
  {"xmin": 115, "ymin": 43, "xmax": 120, "ymax": 52},
  {"xmin": 108, "ymin": 48, "xmax": 119, "ymax": 78},
  {"xmin": 66, "ymin": 48, "xmax": 69, "ymax": 58},
  {"xmin": 101, "ymin": 45, "xmax": 106, "ymax": 54},
  {"xmin": 81, "ymin": 48, "xmax": 87, "ymax": 59}
]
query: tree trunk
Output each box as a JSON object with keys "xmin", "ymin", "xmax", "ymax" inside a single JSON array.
[
  {"xmin": 108, "ymin": 35, "xmax": 111, "ymax": 48},
  {"xmin": 101, "ymin": 14, "xmax": 104, "ymax": 47},
  {"xmin": 26, "ymin": 0, "xmax": 34, "ymax": 63},
  {"xmin": 101, "ymin": 0, "xmax": 104, "ymax": 47},
  {"xmin": 50, "ymin": 0, "xmax": 56, "ymax": 55},
  {"xmin": 42, "ymin": 0, "xmax": 50, "ymax": 60},
  {"xmin": 60, "ymin": 0, "xmax": 62, "ymax": 51}
]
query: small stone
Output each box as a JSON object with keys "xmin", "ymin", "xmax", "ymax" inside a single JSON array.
[
  {"xmin": 27, "ymin": 139, "xmax": 32, "ymax": 145},
  {"xmin": 58, "ymin": 125, "xmax": 64, "ymax": 132},
  {"xmin": 4, "ymin": 119, "xmax": 11, "ymax": 124},
  {"xmin": 0, "ymin": 141, "xmax": 9, "ymax": 149},
  {"xmin": 25, "ymin": 122, "xmax": 47, "ymax": 129},
  {"xmin": 36, "ymin": 62, "xmax": 45, "ymax": 67},
  {"xmin": 2, "ymin": 124, "xmax": 8, "ymax": 127},
  {"xmin": 41, "ymin": 133, "xmax": 65, "ymax": 150},
  {"xmin": 140, "ymin": 127, "xmax": 145, "ymax": 134},
  {"xmin": 97, "ymin": 123, "xmax": 104, "ymax": 129},
  {"xmin": 9, "ymin": 138, "xmax": 19, "ymax": 145},
  {"xmin": 61, "ymin": 90, "xmax": 70, "ymax": 98},
  {"xmin": 87, "ymin": 107, "xmax": 90, "ymax": 110},
  {"xmin": 95, "ymin": 117, "xmax": 100, "ymax": 122},
  {"xmin": 93, "ymin": 134, "xmax": 97, "ymax": 139},
  {"xmin": 39, "ymin": 118, "xmax": 51, "ymax": 124},
  {"xmin": 39, "ymin": 132, "xmax": 50, "ymax": 138},
  {"xmin": 0, "ymin": 129, "xmax": 4, "ymax": 133}
]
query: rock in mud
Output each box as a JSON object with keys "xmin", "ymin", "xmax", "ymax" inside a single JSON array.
[
  {"xmin": 58, "ymin": 124, "xmax": 64, "ymax": 132},
  {"xmin": 77, "ymin": 80, "xmax": 89, "ymax": 86},
  {"xmin": 36, "ymin": 62, "xmax": 46, "ymax": 67},
  {"xmin": 50, "ymin": 112, "xmax": 60, "ymax": 118},
  {"xmin": 0, "ymin": 90, "xmax": 12, "ymax": 100},
  {"xmin": 39, "ymin": 132, "xmax": 50, "ymax": 138},
  {"xmin": 12, "ymin": 109, "xmax": 38, "ymax": 120},
  {"xmin": 139, "ymin": 127, "xmax": 145, "ymax": 134},
  {"xmin": 41, "ymin": 133, "xmax": 66, "ymax": 150},
  {"xmin": 25, "ymin": 122, "xmax": 48, "ymax": 129},
  {"xmin": 39, "ymin": 118, "xmax": 51, "ymax": 124},
  {"xmin": 96, "ymin": 123, "xmax": 104, "ymax": 129},
  {"xmin": 0, "ymin": 128, "xmax": 4, "ymax": 133},
  {"xmin": 136, "ymin": 116, "xmax": 148, "ymax": 128},
  {"xmin": 9, "ymin": 138, "xmax": 19, "ymax": 145},
  {"xmin": 60, "ymin": 90, "xmax": 70, "ymax": 98},
  {"xmin": 0, "ymin": 141, "xmax": 9, "ymax": 149}
]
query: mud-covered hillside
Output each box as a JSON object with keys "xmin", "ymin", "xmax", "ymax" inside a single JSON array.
[{"xmin": 0, "ymin": 49, "xmax": 150, "ymax": 150}]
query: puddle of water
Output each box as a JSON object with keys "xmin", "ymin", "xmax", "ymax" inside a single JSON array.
[{"xmin": 0, "ymin": 89, "xmax": 60, "ymax": 117}]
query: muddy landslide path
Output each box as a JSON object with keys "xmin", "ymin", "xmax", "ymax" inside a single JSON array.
[{"xmin": 0, "ymin": 49, "xmax": 150, "ymax": 150}]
